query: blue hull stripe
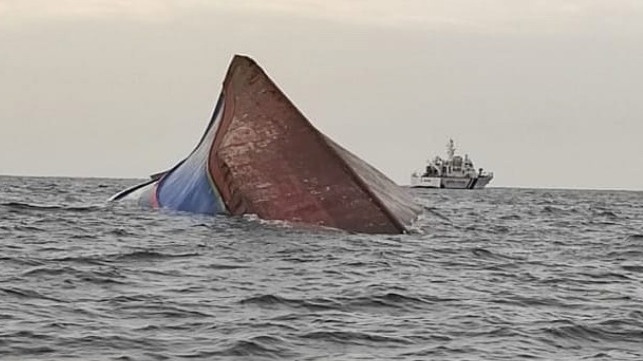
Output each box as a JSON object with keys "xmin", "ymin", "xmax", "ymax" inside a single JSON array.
[{"xmin": 156, "ymin": 94, "xmax": 227, "ymax": 214}]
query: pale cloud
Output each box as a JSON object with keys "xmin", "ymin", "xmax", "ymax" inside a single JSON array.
[
  {"xmin": 2, "ymin": 0, "xmax": 643, "ymax": 34},
  {"xmin": 0, "ymin": 0, "xmax": 176, "ymax": 24}
]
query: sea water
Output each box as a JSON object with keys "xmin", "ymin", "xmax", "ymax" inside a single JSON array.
[{"xmin": 1, "ymin": 176, "xmax": 642, "ymax": 360}]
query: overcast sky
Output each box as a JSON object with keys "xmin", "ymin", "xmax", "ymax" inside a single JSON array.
[{"xmin": 1, "ymin": 0, "xmax": 642, "ymax": 190}]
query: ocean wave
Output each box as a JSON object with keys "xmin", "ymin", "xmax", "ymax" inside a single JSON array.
[
  {"xmin": 543, "ymin": 322, "xmax": 643, "ymax": 343},
  {"xmin": 621, "ymin": 264, "xmax": 643, "ymax": 273},
  {"xmin": 240, "ymin": 294, "xmax": 341, "ymax": 311},
  {"xmin": 48, "ymin": 255, "xmax": 110, "ymax": 266},
  {"xmin": 498, "ymin": 214, "xmax": 522, "ymax": 220},
  {"xmin": 400, "ymin": 345, "xmax": 481, "ymax": 358},
  {"xmin": 0, "ymin": 201, "xmax": 103, "ymax": 213},
  {"xmin": 240, "ymin": 292, "xmax": 452, "ymax": 314},
  {"xmin": 340, "ymin": 292, "xmax": 452, "ymax": 311},
  {"xmin": 300, "ymin": 330, "xmax": 413, "ymax": 345},
  {"xmin": 111, "ymin": 250, "xmax": 201, "ymax": 262},
  {"xmin": 3, "ymin": 345, "xmax": 56, "ymax": 356},
  {"xmin": 469, "ymin": 247, "xmax": 525, "ymax": 262},
  {"xmin": 0, "ymin": 287, "xmax": 61, "ymax": 302},
  {"xmin": 625, "ymin": 234, "xmax": 643, "ymax": 242},
  {"xmin": 178, "ymin": 336, "xmax": 294, "ymax": 359},
  {"xmin": 113, "ymin": 304, "xmax": 213, "ymax": 319}
]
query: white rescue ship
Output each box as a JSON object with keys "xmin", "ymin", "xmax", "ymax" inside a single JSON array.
[{"xmin": 410, "ymin": 139, "xmax": 493, "ymax": 189}]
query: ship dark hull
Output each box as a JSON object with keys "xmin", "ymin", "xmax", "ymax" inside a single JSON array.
[{"xmin": 111, "ymin": 55, "xmax": 420, "ymax": 234}]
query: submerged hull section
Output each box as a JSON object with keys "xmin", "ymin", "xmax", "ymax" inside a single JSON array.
[{"xmin": 113, "ymin": 55, "xmax": 420, "ymax": 234}]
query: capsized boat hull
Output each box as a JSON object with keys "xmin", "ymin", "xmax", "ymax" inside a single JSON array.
[{"xmin": 112, "ymin": 55, "xmax": 421, "ymax": 234}]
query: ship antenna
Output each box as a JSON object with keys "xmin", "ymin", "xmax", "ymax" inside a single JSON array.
[{"xmin": 447, "ymin": 138, "xmax": 456, "ymax": 160}]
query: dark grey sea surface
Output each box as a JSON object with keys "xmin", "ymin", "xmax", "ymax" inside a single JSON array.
[{"xmin": 1, "ymin": 176, "xmax": 642, "ymax": 360}]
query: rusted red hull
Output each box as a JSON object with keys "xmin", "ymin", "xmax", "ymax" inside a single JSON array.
[{"xmin": 208, "ymin": 56, "xmax": 420, "ymax": 234}]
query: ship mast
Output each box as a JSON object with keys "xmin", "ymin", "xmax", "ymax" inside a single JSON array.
[{"xmin": 446, "ymin": 138, "xmax": 456, "ymax": 160}]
